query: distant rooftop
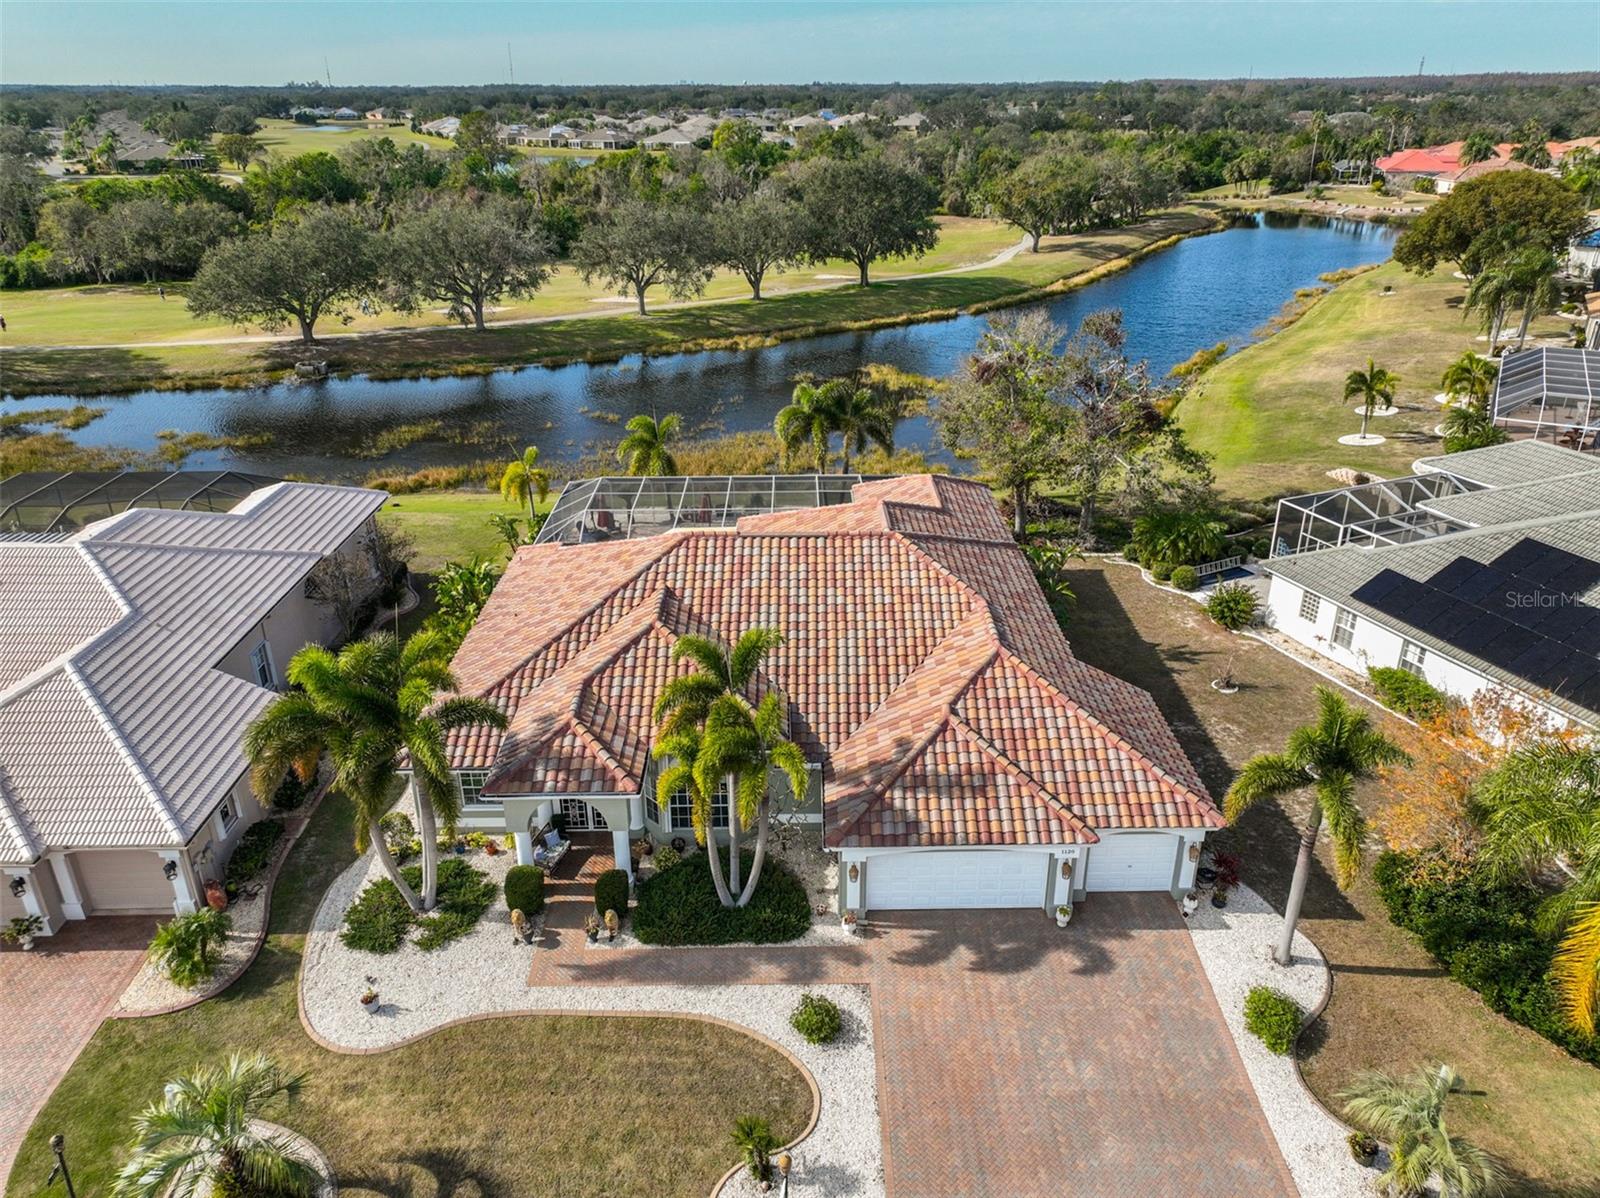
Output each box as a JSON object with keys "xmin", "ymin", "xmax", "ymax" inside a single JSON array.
[
  {"xmin": 537, "ymin": 474, "xmax": 877, "ymax": 545},
  {"xmin": 0, "ymin": 470, "xmax": 279, "ymax": 540}
]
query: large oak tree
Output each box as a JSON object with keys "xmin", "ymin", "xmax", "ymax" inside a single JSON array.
[
  {"xmin": 798, "ymin": 155, "xmax": 938, "ymax": 286},
  {"xmin": 387, "ymin": 194, "xmax": 554, "ymax": 331}
]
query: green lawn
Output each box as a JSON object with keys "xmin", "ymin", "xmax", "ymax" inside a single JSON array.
[
  {"xmin": 378, "ymin": 488, "xmax": 535, "ymax": 573},
  {"xmin": 230, "ymin": 118, "xmax": 624, "ymax": 162},
  {"xmin": 1176, "ymin": 259, "xmax": 1572, "ymax": 500},
  {"xmin": 2, "ymin": 208, "xmax": 1215, "ymax": 397},
  {"xmin": 6, "ymin": 790, "xmax": 812, "ymax": 1198}
]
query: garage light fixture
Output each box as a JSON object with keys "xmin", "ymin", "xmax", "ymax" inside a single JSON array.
[
  {"xmin": 1188, "ymin": 842, "xmax": 1202, "ymax": 863},
  {"xmin": 847, "ymin": 863, "xmax": 859, "ymax": 883},
  {"xmin": 8, "ymin": 876, "xmax": 24, "ymax": 898},
  {"xmin": 162, "ymin": 860, "xmax": 179, "ymax": 882}
]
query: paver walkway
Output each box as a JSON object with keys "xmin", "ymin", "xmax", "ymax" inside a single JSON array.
[
  {"xmin": 533, "ymin": 846, "xmax": 1294, "ymax": 1198},
  {"xmin": 0, "ymin": 916, "xmax": 154, "ymax": 1186}
]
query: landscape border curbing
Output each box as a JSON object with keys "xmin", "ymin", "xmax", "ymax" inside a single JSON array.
[{"xmin": 111, "ymin": 773, "xmax": 333, "ymax": 1020}]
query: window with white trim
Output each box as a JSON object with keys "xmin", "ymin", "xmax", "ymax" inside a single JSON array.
[
  {"xmin": 1331, "ymin": 607, "xmax": 1357, "ymax": 651},
  {"xmin": 665, "ymin": 779, "xmax": 730, "ymax": 831},
  {"xmin": 217, "ymin": 795, "xmax": 238, "ymax": 833},
  {"xmin": 1399, "ymin": 640, "xmax": 1427, "ymax": 678},
  {"xmin": 645, "ymin": 789, "xmax": 660, "ymax": 824},
  {"xmin": 249, "ymin": 641, "xmax": 275, "ymax": 689},
  {"xmin": 711, "ymin": 780, "xmax": 729, "ymax": 829},
  {"xmin": 455, "ymin": 771, "xmax": 491, "ymax": 805},
  {"xmin": 1298, "ymin": 591, "xmax": 1321, "ymax": 624}
]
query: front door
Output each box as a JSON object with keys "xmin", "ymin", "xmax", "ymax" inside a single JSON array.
[{"xmin": 559, "ymin": 797, "xmax": 608, "ymax": 832}]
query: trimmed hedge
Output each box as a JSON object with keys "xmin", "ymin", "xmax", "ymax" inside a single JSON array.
[
  {"xmin": 595, "ymin": 868, "xmax": 631, "ymax": 917},
  {"xmin": 505, "ymin": 865, "xmax": 545, "ymax": 917},
  {"xmin": 1150, "ymin": 560, "xmax": 1174, "ymax": 582},
  {"xmin": 223, "ymin": 819, "xmax": 283, "ymax": 893},
  {"xmin": 1367, "ymin": 666, "xmax": 1448, "ymax": 721},
  {"xmin": 1170, "ymin": 565, "xmax": 1199, "ymax": 591},
  {"xmin": 633, "ymin": 851, "xmax": 811, "ymax": 946},
  {"xmin": 1243, "ymin": 986, "xmax": 1303, "ymax": 1055},
  {"xmin": 790, "ymin": 993, "xmax": 843, "ymax": 1044},
  {"xmin": 1374, "ymin": 851, "xmax": 1600, "ymax": 1065},
  {"xmin": 342, "ymin": 857, "xmax": 497, "ymax": 954}
]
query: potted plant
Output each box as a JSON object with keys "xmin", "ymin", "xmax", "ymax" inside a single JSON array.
[
  {"xmin": 1211, "ymin": 885, "xmax": 1230, "ymax": 909},
  {"xmin": 453, "ymin": 837, "xmax": 467, "ymax": 856},
  {"xmin": 584, "ymin": 913, "xmax": 600, "ymax": 943},
  {"xmin": 603, "ymin": 908, "xmax": 620, "ymax": 942},
  {"xmin": 3, "ymin": 913, "xmax": 44, "ymax": 951},
  {"xmin": 484, "ymin": 837, "xmax": 499, "ymax": 857},
  {"xmin": 1212, "ymin": 850, "xmax": 1243, "ymax": 896},
  {"xmin": 841, "ymin": 911, "xmax": 858, "ymax": 936},
  {"xmin": 1181, "ymin": 891, "xmax": 1200, "ymax": 918},
  {"xmin": 1347, "ymin": 1130, "xmax": 1378, "ymax": 1166},
  {"xmin": 204, "ymin": 878, "xmax": 228, "ymax": 912},
  {"xmin": 1055, "ymin": 903, "xmax": 1073, "ymax": 928},
  {"xmin": 360, "ymin": 987, "xmax": 379, "ymax": 1012}
]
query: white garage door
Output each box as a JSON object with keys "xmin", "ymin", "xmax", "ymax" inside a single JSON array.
[
  {"xmin": 77, "ymin": 850, "xmax": 173, "ymax": 913},
  {"xmin": 1085, "ymin": 834, "xmax": 1179, "ymax": 892},
  {"xmin": 864, "ymin": 850, "xmax": 1047, "ymax": 910}
]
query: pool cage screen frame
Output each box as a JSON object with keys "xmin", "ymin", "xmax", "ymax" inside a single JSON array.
[{"xmin": 1270, "ymin": 472, "xmax": 1481, "ymax": 557}]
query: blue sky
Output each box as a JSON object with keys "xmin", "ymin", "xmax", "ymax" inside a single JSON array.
[{"xmin": 2, "ymin": 1, "xmax": 1596, "ymax": 86}]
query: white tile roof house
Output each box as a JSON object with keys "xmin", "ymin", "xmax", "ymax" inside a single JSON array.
[{"xmin": 0, "ymin": 481, "xmax": 386, "ymax": 934}]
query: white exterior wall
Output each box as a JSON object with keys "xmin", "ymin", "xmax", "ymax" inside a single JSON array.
[{"xmin": 1266, "ymin": 576, "xmax": 1575, "ymax": 730}]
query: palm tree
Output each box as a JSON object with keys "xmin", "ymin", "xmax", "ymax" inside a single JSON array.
[
  {"xmin": 1131, "ymin": 508, "xmax": 1228, "ymax": 567},
  {"xmin": 1306, "ymin": 110, "xmax": 1327, "ymax": 188},
  {"xmin": 1344, "ymin": 358, "xmax": 1399, "ymax": 439},
  {"xmin": 1507, "ymin": 249, "xmax": 1561, "ymax": 350},
  {"xmin": 1465, "ymin": 262, "xmax": 1517, "ymax": 350},
  {"xmin": 244, "ymin": 631, "xmax": 507, "ymax": 912},
  {"xmin": 825, "ymin": 382, "xmax": 894, "ymax": 473},
  {"xmin": 1439, "ymin": 350, "xmax": 1499, "ymax": 409},
  {"xmin": 616, "ymin": 411, "xmax": 682, "ymax": 476},
  {"xmin": 1340, "ymin": 1064, "xmax": 1502, "ymax": 1197},
  {"xmin": 1226, "ymin": 688, "xmax": 1410, "ymax": 965},
  {"xmin": 1459, "ymin": 131, "xmax": 1497, "ymax": 166},
  {"xmin": 499, "ymin": 445, "xmax": 549, "ymax": 521},
  {"xmin": 113, "ymin": 1053, "xmax": 317, "ymax": 1198},
  {"xmin": 1474, "ymin": 740, "xmax": 1600, "ymax": 1035},
  {"xmin": 653, "ymin": 728, "xmax": 735, "ymax": 905},
  {"xmin": 775, "ymin": 380, "xmax": 836, "ymax": 472},
  {"xmin": 653, "ymin": 628, "xmax": 805, "ymax": 907},
  {"xmin": 1441, "ymin": 401, "xmax": 1507, "ymax": 452}
]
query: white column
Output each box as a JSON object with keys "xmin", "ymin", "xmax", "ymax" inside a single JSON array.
[
  {"xmin": 1176, "ymin": 833, "xmax": 1205, "ymax": 896},
  {"xmin": 514, "ymin": 831, "xmax": 534, "ymax": 866},
  {"xmin": 49, "ymin": 854, "xmax": 86, "ymax": 920},
  {"xmin": 536, "ymin": 800, "xmax": 555, "ymax": 829},
  {"xmin": 611, "ymin": 826, "xmax": 632, "ymax": 885},
  {"xmin": 628, "ymin": 794, "xmax": 645, "ymax": 831},
  {"xmin": 843, "ymin": 853, "xmax": 864, "ymax": 912},
  {"xmin": 159, "ymin": 851, "xmax": 198, "ymax": 915},
  {"xmin": 5, "ymin": 867, "xmax": 53, "ymax": 929}
]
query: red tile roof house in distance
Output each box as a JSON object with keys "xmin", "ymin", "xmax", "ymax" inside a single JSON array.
[
  {"xmin": 428, "ymin": 475, "xmax": 1224, "ymax": 914},
  {"xmin": 0, "ymin": 481, "xmax": 388, "ymax": 936}
]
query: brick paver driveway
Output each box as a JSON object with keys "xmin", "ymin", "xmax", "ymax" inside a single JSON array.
[
  {"xmin": 0, "ymin": 916, "xmax": 154, "ymax": 1187},
  {"xmin": 532, "ymin": 848, "xmax": 1292, "ymax": 1198}
]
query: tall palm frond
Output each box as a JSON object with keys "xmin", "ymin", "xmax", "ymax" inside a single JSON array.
[
  {"xmin": 1340, "ymin": 1064, "xmax": 1502, "ymax": 1198},
  {"xmin": 775, "ymin": 381, "xmax": 835, "ymax": 471},
  {"xmin": 617, "ymin": 412, "xmax": 682, "ymax": 476},
  {"xmin": 499, "ymin": 445, "xmax": 549, "ymax": 519}
]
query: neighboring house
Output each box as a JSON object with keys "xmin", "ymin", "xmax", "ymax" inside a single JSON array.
[
  {"xmin": 570, "ymin": 129, "xmax": 635, "ymax": 150},
  {"xmin": 626, "ymin": 115, "xmax": 674, "ymax": 135},
  {"xmin": 73, "ymin": 109, "xmax": 174, "ymax": 166},
  {"xmin": 1262, "ymin": 440, "xmax": 1600, "ymax": 733},
  {"xmin": 641, "ymin": 128, "xmax": 695, "ymax": 149},
  {"xmin": 1490, "ymin": 346, "xmax": 1600, "ymax": 447},
  {"xmin": 892, "ymin": 112, "xmax": 929, "ymax": 132},
  {"xmin": 1566, "ymin": 224, "xmax": 1600, "ymax": 286},
  {"xmin": 419, "ymin": 117, "xmax": 460, "ymax": 138},
  {"xmin": 0, "ymin": 480, "xmax": 388, "ymax": 936},
  {"xmin": 786, "ymin": 114, "xmax": 827, "ymax": 131},
  {"xmin": 428, "ymin": 475, "xmax": 1221, "ymax": 914},
  {"xmin": 331, "ymin": 107, "xmax": 361, "ymax": 121},
  {"xmin": 1436, "ymin": 156, "xmax": 1532, "ymax": 194}
]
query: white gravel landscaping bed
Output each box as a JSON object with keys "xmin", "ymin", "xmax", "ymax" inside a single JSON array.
[
  {"xmin": 114, "ymin": 885, "xmax": 268, "ymax": 1014},
  {"xmin": 303, "ymin": 849, "xmax": 884, "ymax": 1198},
  {"xmin": 1187, "ymin": 881, "xmax": 1378, "ymax": 1198}
]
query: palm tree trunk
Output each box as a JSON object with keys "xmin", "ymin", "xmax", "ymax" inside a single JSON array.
[
  {"xmin": 1275, "ymin": 801, "xmax": 1323, "ymax": 965},
  {"xmin": 725, "ymin": 774, "xmax": 742, "ymax": 898},
  {"xmin": 1515, "ymin": 304, "xmax": 1535, "ymax": 350},
  {"xmin": 705, "ymin": 823, "xmax": 735, "ymax": 906},
  {"xmin": 414, "ymin": 790, "xmax": 441, "ymax": 911},
  {"xmin": 1360, "ymin": 402, "xmax": 1371, "ymax": 438},
  {"xmin": 370, "ymin": 817, "xmax": 423, "ymax": 911},
  {"xmin": 736, "ymin": 799, "xmax": 771, "ymax": 908},
  {"xmin": 1489, "ymin": 305, "xmax": 1504, "ymax": 351}
]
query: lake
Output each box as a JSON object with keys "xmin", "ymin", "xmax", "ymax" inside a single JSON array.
[{"xmin": 10, "ymin": 212, "xmax": 1396, "ymax": 481}]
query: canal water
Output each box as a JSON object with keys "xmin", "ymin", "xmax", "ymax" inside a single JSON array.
[{"xmin": 9, "ymin": 212, "xmax": 1395, "ymax": 481}]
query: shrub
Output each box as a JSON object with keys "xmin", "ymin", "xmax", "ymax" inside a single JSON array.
[
  {"xmin": 1206, "ymin": 582, "xmax": 1260, "ymax": 631},
  {"xmin": 505, "ymin": 864, "xmax": 545, "ymax": 917},
  {"xmin": 634, "ymin": 851, "xmax": 810, "ymax": 946},
  {"xmin": 1122, "ymin": 542, "xmax": 1141, "ymax": 562},
  {"xmin": 650, "ymin": 844, "xmax": 682, "ymax": 873},
  {"xmin": 1373, "ymin": 850, "xmax": 1599, "ymax": 1065},
  {"xmin": 223, "ymin": 820, "xmax": 283, "ymax": 893},
  {"xmin": 731, "ymin": 1115, "xmax": 778, "ymax": 1182},
  {"xmin": 790, "ymin": 993, "xmax": 843, "ymax": 1044},
  {"xmin": 594, "ymin": 868, "xmax": 631, "ymax": 918},
  {"xmin": 1150, "ymin": 560, "xmax": 1174, "ymax": 582},
  {"xmin": 342, "ymin": 858, "xmax": 497, "ymax": 954},
  {"xmin": 270, "ymin": 770, "xmax": 312, "ymax": 811},
  {"xmin": 1169, "ymin": 565, "xmax": 1199, "ymax": 591},
  {"xmin": 1243, "ymin": 986, "xmax": 1303, "ymax": 1055},
  {"xmin": 148, "ymin": 908, "xmax": 232, "ymax": 988},
  {"xmin": 1367, "ymin": 666, "xmax": 1448, "ymax": 721},
  {"xmin": 379, "ymin": 811, "xmax": 419, "ymax": 862}
]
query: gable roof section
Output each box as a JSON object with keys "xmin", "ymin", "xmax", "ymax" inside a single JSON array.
[
  {"xmin": 448, "ymin": 475, "xmax": 1219, "ymax": 847},
  {"xmin": 0, "ymin": 482, "xmax": 386, "ymax": 864}
]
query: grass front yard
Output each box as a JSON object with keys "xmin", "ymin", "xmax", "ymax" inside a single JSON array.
[
  {"xmin": 1174, "ymin": 259, "xmax": 1577, "ymax": 501},
  {"xmin": 5, "ymin": 789, "xmax": 812, "ymax": 1198},
  {"xmin": 1061, "ymin": 560, "xmax": 1600, "ymax": 1196}
]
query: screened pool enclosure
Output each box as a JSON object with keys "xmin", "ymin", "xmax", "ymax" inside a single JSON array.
[
  {"xmin": 536, "ymin": 475, "xmax": 873, "ymax": 544},
  {"xmin": 0, "ymin": 470, "xmax": 279, "ymax": 539},
  {"xmin": 1270, "ymin": 472, "xmax": 1480, "ymax": 557},
  {"xmin": 1493, "ymin": 347, "xmax": 1600, "ymax": 450}
]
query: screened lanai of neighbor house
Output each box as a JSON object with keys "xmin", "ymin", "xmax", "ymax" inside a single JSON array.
[{"xmin": 1492, "ymin": 346, "xmax": 1600, "ymax": 451}]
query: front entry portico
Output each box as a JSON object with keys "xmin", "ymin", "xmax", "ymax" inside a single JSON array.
[{"xmin": 498, "ymin": 793, "xmax": 643, "ymax": 884}]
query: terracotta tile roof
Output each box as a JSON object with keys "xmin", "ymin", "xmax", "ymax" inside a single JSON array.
[{"xmin": 446, "ymin": 476, "xmax": 1220, "ymax": 846}]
